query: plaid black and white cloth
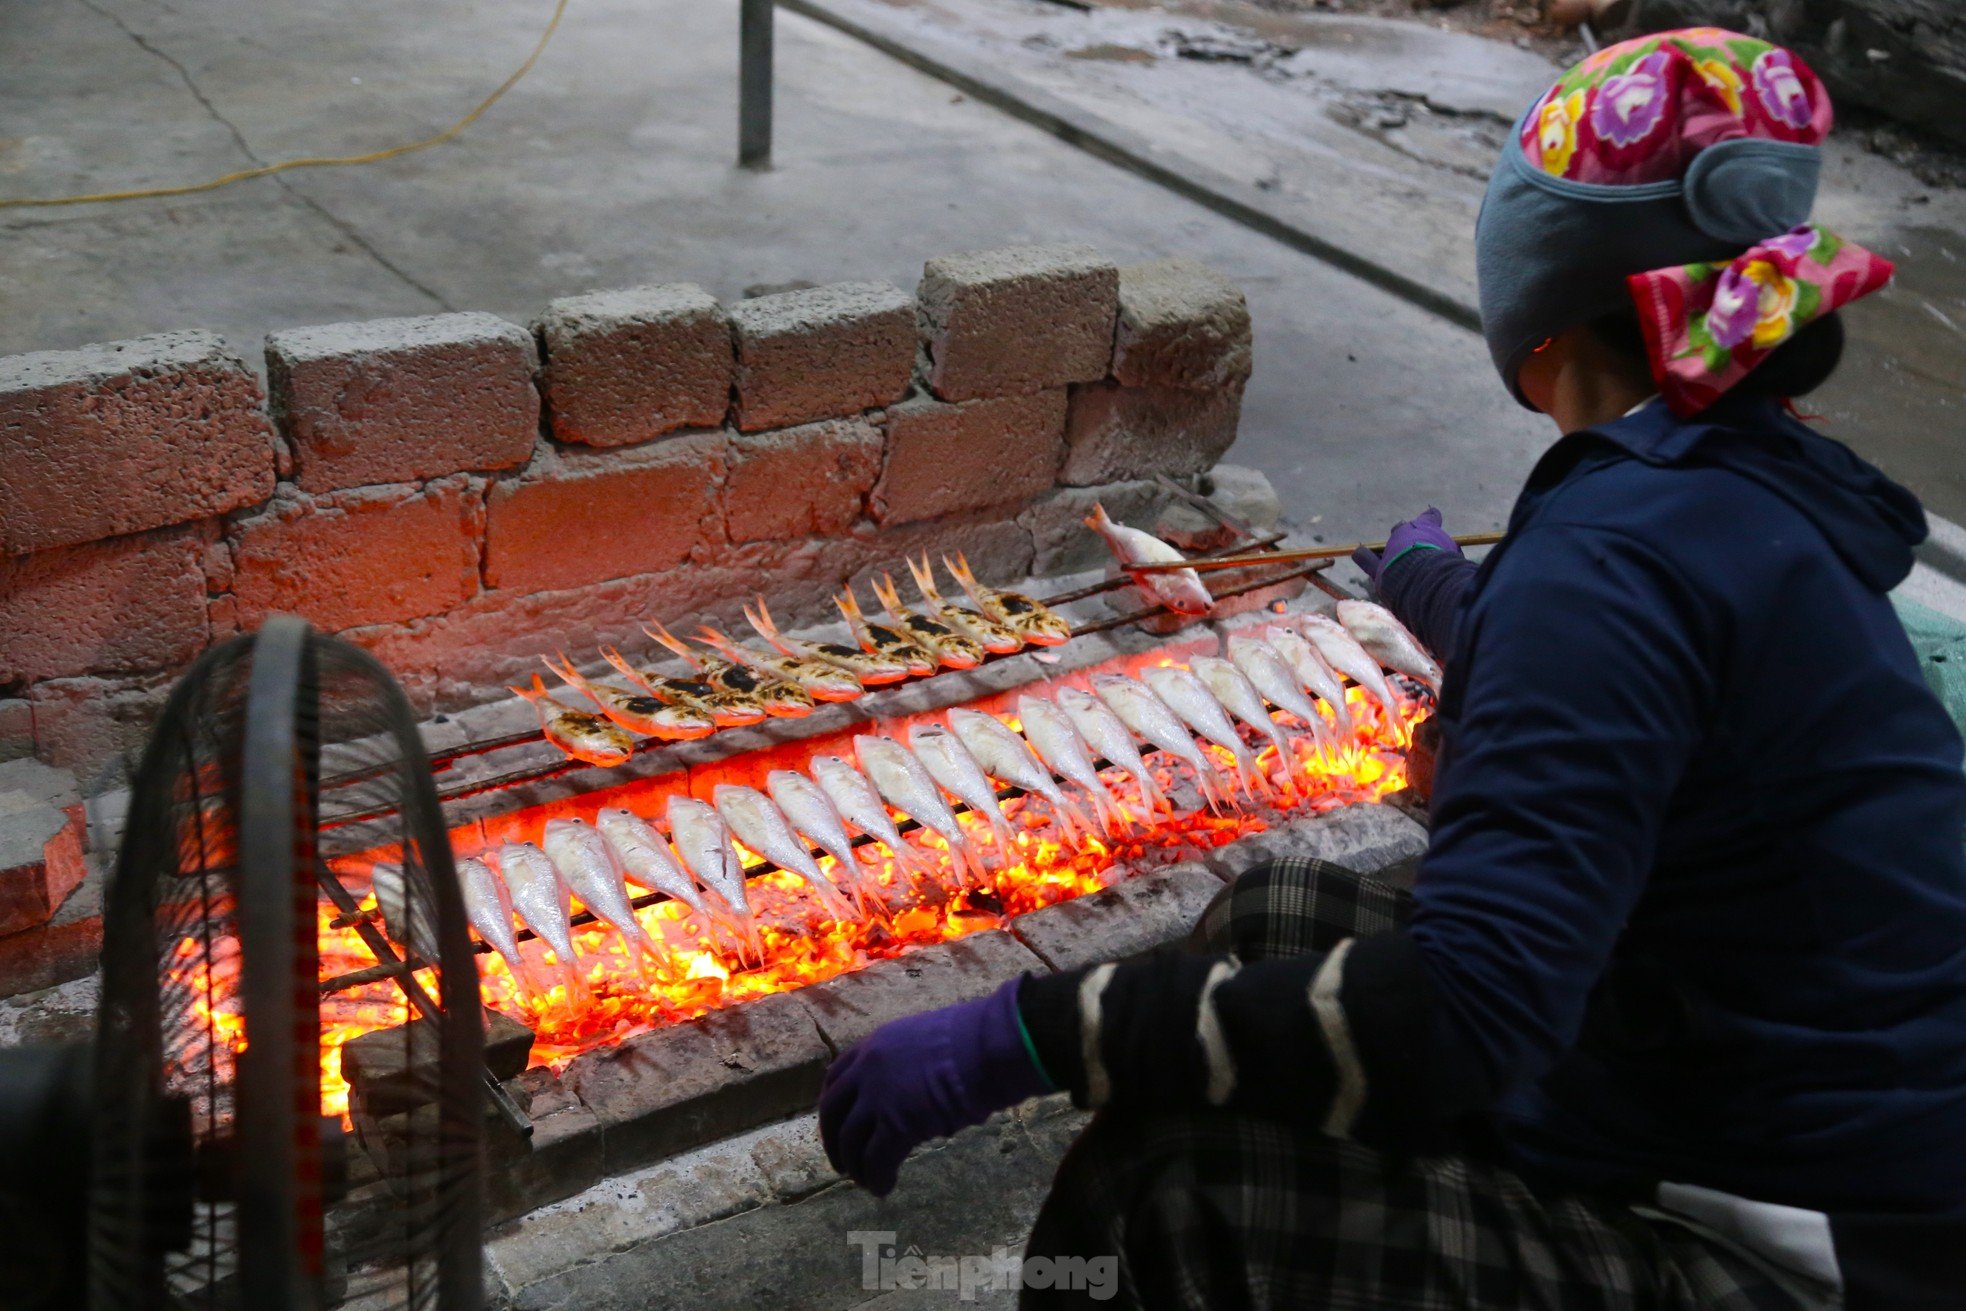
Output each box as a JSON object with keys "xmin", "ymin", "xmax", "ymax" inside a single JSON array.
[{"xmin": 1022, "ymin": 857, "xmax": 1814, "ymax": 1311}]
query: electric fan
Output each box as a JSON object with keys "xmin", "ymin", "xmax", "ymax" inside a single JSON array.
[{"xmin": 0, "ymin": 616, "xmax": 488, "ymax": 1310}]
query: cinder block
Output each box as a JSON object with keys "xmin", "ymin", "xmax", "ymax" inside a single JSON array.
[
  {"xmin": 563, "ymin": 992, "xmax": 828, "ymax": 1174},
  {"xmin": 1198, "ymin": 463, "xmax": 1282, "ymax": 535},
  {"xmin": 1018, "ymin": 480, "xmax": 1172, "ymax": 576},
  {"xmin": 0, "ymin": 523, "xmax": 213, "ymax": 684},
  {"xmin": 0, "ymin": 331, "xmax": 276, "ymax": 554},
  {"xmin": 537, "ymin": 285, "xmax": 732, "ymax": 448},
  {"xmin": 918, "ymin": 245, "xmax": 1118, "ymax": 402},
  {"xmin": 23, "ymin": 673, "xmax": 172, "ymax": 779},
  {"xmin": 0, "ymin": 702, "xmax": 30, "ymax": 764},
  {"xmin": 729, "ymin": 282, "xmax": 915, "ymax": 432},
  {"xmin": 872, "ymin": 390, "xmax": 1066, "ymax": 526},
  {"xmin": 794, "ymin": 930, "xmax": 1046, "ymax": 1051},
  {"xmin": 484, "ymin": 1066, "xmax": 605, "ymax": 1225},
  {"xmin": 267, "ymin": 312, "xmax": 539, "ymax": 493},
  {"xmin": 0, "ymin": 768, "xmax": 85, "ymax": 934},
  {"xmin": 724, "ymin": 418, "xmax": 882, "ymax": 542},
  {"xmin": 227, "ymin": 476, "xmax": 483, "ymax": 632},
  {"xmin": 1204, "ymin": 802, "xmax": 1429, "ymax": 883},
  {"xmin": 1010, "ymin": 861, "xmax": 1226, "ymax": 972},
  {"xmin": 483, "ymin": 434, "xmax": 726, "ymax": 594},
  {"xmin": 1059, "ymin": 378, "xmax": 1245, "ymax": 486},
  {"xmin": 1111, "ymin": 257, "xmax": 1253, "ymax": 392}
]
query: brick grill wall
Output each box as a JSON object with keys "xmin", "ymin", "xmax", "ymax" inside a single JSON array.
[{"xmin": 0, "ymin": 246, "xmax": 1254, "ymax": 780}]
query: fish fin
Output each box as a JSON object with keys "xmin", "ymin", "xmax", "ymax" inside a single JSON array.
[
  {"xmin": 869, "ymin": 573, "xmax": 905, "ymax": 625},
  {"xmin": 906, "ymin": 554, "xmax": 943, "ymax": 607},
  {"xmin": 508, "ymin": 672, "xmax": 549, "ymax": 705},
  {"xmin": 540, "ymin": 651, "xmax": 590, "ymax": 695},
  {"xmin": 943, "ymin": 552, "xmax": 984, "ymax": 605},
  {"xmin": 599, "ymin": 645, "xmax": 657, "ymax": 694},
  {"xmin": 1083, "ymin": 501, "xmax": 1114, "ymax": 534},
  {"xmin": 835, "ymin": 589, "xmax": 871, "ymax": 645},
  {"xmin": 642, "ymin": 620, "xmax": 701, "ymax": 668},
  {"xmin": 747, "ymin": 598, "xmax": 796, "ymax": 655},
  {"xmin": 695, "ymin": 626, "xmax": 756, "ymax": 669}
]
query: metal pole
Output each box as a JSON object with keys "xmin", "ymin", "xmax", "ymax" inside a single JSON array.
[{"xmin": 739, "ymin": 0, "xmax": 774, "ymax": 169}]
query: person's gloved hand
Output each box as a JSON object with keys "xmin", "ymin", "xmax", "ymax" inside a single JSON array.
[
  {"xmin": 1352, "ymin": 507, "xmax": 1460, "ymax": 583},
  {"xmin": 819, "ymin": 978, "xmax": 1050, "ymax": 1197}
]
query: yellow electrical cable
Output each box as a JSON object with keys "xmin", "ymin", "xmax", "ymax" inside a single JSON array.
[{"xmin": 0, "ymin": 0, "xmax": 570, "ymax": 209}]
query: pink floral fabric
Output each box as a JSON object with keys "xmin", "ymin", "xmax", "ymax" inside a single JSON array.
[
  {"xmin": 1629, "ymin": 226, "xmax": 1895, "ymax": 416},
  {"xmin": 1520, "ymin": 29, "xmax": 1831, "ymax": 184}
]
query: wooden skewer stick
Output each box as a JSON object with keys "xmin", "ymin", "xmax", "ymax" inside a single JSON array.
[{"xmin": 1124, "ymin": 531, "xmax": 1507, "ymax": 574}]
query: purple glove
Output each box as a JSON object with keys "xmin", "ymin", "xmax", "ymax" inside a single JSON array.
[
  {"xmin": 1353, "ymin": 507, "xmax": 1461, "ymax": 582},
  {"xmin": 819, "ymin": 978, "xmax": 1050, "ymax": 1196}
]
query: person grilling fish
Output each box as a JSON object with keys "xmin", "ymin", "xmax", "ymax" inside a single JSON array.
[{"xmin": 816, "ymin": 30, "xmax": 1966, "ymax": 1309}]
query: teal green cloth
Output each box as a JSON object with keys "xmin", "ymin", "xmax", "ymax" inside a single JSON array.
[{"xmin": 1894, "ymin": 597, "xmax": 1966, "ymax": 746}]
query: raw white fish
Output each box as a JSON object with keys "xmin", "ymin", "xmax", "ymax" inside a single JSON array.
[
  {"xmin": 1094, "ymin": 674, "xmax": 1231, "ymax": 811},
  {"xmin": 595, "ymin": 806, "xmax": 726, "ymax": 952},
  {"xmin": 368, "ymin": 860, "xmax": 438, "ymax": 964},
  {"xmin": 1143, "ymin": 664, "xmax": 1271, "ymax": 800},
  {"xmin": 1336, "ymin": 599, "xmax": 1443, "ymax": 690},
  {"xmin": 1054, "ymin": 686, "xmax": 1168, "ymax": 816},
  {"xmin": 1264, "ymin": 628, "xmax": 1355, "ymax": 740},
  {"xmin": 542, "ymin": 819, "xmax": 665, "ymax": 979},
  {"xmin": 714, "ymin": 784, "xmax": 855, "ymax": 920},
  {"xmin": 1298, "ymin": 613, "xmax": 1401, "ymax": 721},
  {"xmin": 1084, "ymin": 503, "xmax": 1213, "ymax": 615},
  {"xmin": 457, "ymin": 855, "xmax": 541, "ymax": 997},
  {"xmin": 1229, "ymin": 633, "xmax": 1339, "ymax": 754},
  {"xmin": 768, "ymin": 770, "xmax": 882, "ymax": 916},
  {"xmin": 948, "ymin": 708, "xmax": 1089, "ymax": 844},
  {"xmin": 1016, "ymin": 694, "xmax": 1127, "ymax": 834},
  {"xmin": 854, "ymin": 735, "xmax": 983, "ymax": 884},
  {"xmin": 909, "ymin": 723, "xmax": 1016, "ymax": 851},
  {"xmin": 808, "ymin": 755, "xmax": 939, "ymax": 881},
  {"xmin": 497, "ymin": 841, "xmax": 589, "ymax": 1002},
  {"xmin": 1189, "ymin": 655, "xmax": 1293, "ymax": 765},
  {"xmin": 665, "ymin": 796, "xmax": 753, "ymax": 921}
]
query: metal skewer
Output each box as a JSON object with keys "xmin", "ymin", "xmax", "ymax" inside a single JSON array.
[{"xmin": 1124, "ymin": 531, "xmax": 1506, "ymax": 574}]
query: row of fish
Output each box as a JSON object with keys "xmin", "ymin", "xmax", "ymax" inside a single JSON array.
[
  {"xmin": 376, "ymin": 601, "xmax": 1439, "ymax": 996},
  {"xmin": 512, "ymin": 554, "xmax": 1074, "ymax": 768}
]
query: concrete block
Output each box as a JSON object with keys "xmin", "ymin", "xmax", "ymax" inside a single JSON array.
[
  {"xmin": 0, "ymin": 523, "xmax": 213, "ymax": 684},
  {"xmin": 872, "ymin": 390, "xmax": 1066, "ymax": 526},
  {"xmin": 268, "ymin": 312, "xmax": 540, "ymax": 493},
  {"xmin": 918, "ymin": 245, "xmax": 1119, "ymax": 402},
  {"xmin": 483, "ymin": 433, "xmax": 725, "ymax": 594},
  {"xmin": 795, "ymin": 930, "xmax": 1046, "ymax": 1051},
  {"xmin": 0, "ymin": 703, "xmax": 30, "ymax": 764},
  {"xmin": 536, "ymin": 284, "xmax": 731, "ymax": 448},
  {"xmin": 1018, "ymin": 480, "xmax": 1172, "ymax": 576},
  {"xmin": 1200, "ymin": 464, "xmax": 1283, "ymax": 536},
  {"xmin": 563, "ymin": 992, "xmax": 828, "ymax": 1173},
  {"xmin": 1111, "ymin": 257, "xmax": 1253, "ymax": 392},
  {"xmin": 1060, "ymin": 379, "xmax": 1245, "ymax": 486},
  {"xmin": 1010, "ymin": 861, "xmax": 1225, "ymax": 972},
  {"xmin": 725, "ymin": 418, "xmax": 882, "ymax": 542},
  {"xmin": 485, "ymin": 1067, "xmax": 605, "ymax": 1225},
  {"xmin": 0, "ymin": 331, "xmax": 276, "ymax": 554},
  {"xmin": 0, "ymin": 786, "xmax": 86, "ymax": 936},
  {"xmin": 729, "ymin": 282, "xmax": 915, "ymax": 432},
  {"xmin": 25, "ymin": 674, "xmax": 172, "ymax": 779},
  {"xmin": 749, "ymin": 1116, "xmax": 838, "ymax": 1201},
  {"xmin": 1203, "ymin": 802, "xmax": 1428, "ymax": 883},
  {"xmin": 226, "ymin": 476, "xmax": 483, "ymax": 633}
]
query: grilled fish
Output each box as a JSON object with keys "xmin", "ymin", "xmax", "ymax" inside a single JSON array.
[
  {"xmin": 664, "ymin": 796, "xmax": 753, "ymax": 921},
  {"xmin": 1054, "ymin": 685, "xmax": 1168, "ymax": 816},
  {"xmin": 807, "ymin": 754, "xmax": 939, "ymax": 882},
  {"xmin": 1085, "ymin": 503, "xmax": 1213, "ymax": 616},
  {"xmin": 368, "ymin": 860, "xmax": 437, "ymax": 964},
  {"xmin": 1015, "ymin": 693, "xmax": 1127, "ymax": 835},
  {"xmin": 949, "ymin": 707, "xmax": 1089, "ymax": 844},
  {"xmin": 767, "ymin": 770, "xmax": 881, "ymax": 917},
  {"xmin": 944, "ymin": 553, "xmax": 1072, "ymax": 646},
  {"xmin": 1093, "ymin": 674, "xmax": 1231, "ymax": 812},
  {"xmin": 512, "ymin": 674, "xmax": 638, "ymax": 766},
  {"xmin": 643, "ymin": 621, "xmax": 817, "ymax": 718},
  {"xmin": 1190, "ymin": 655, "xmax": 1293, "ymax": 765},
  {"xmin": 1143, "ymin": 664, "xmax": 1270, "ymax": 800},
  {"xmin": 1335, "ymin": 600, "xmax": 1442, "ymax": 691},
  {"xmin": 1228, "ymin": 634, "xmax": 1339, "ymax": 753},
  {"xmin": 1264, "ymin": 627, "xmax": 1354, "ymax": 740},
  {"xmin": 695, "ymin": 626, "xmax": 864, "ymax": 702},
  {"xmin": 854, "ymin": 735, "xmax": 982, "ymax": 884},
  {"xmin": 587, "ymin": 647, "xmax": 767, "ymax": 730},
  {"xmin": 596, "ymin": 806, "xmax": 712, "ymax": 920},
  {"xmin": 908, "ymin": 722, "xmax": 1016, "ymax": 851},
  {"xmin": 542, "ymin": 819, "xmax": 665, "ymax": 980},
  {"xmin": 458, "ymin": 854, "xmax": 542, "ymax": 998},
  {"xmin": 539, "ymin": 654, "xmax": 719, "ymax": 739},
  {"xmin": 714, "ymin": 784, "xmax": 855, "ymax": 920},
  {"xmin": 497, "ymin": 841, "xmax": 589, "ymax": 1003},
  {"xmin": 837, "ymin": 588, "xmax": 937, "ymax": 677},
  {"xmin": 747, "ymin": 598, "xmax": 912, "ymax": 686},
  {"xmin": 907, "ymin": 555, "xmax": 1024, "ymax": 655},
  {"xmin": 1298, "ymin": 613, "xmax": 1401, "ymax": 722},
  {"xmin": 870, "ymin": 573, "xmax": 986, "ymax": 670}
]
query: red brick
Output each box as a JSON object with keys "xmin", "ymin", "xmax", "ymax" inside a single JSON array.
[
  {"xmin": 0, "ymin": 702, "xmax": 29, "ymax": 764},
  {"xmin": 227, "ymin": 477, "xmax": 483, "ymax": 632},
  {"xmin": 483, "ymin": 434, "xmax": 725, "ymax": 594},
  {"xmin": 724, "ymin": 418, "xmax": 882, "ymax": 541},
  {"xmin": 0, "ymin": 523, "xmax": 213, "ymax": 683},
  {"xmin": 872, "ymin": 389, "xmax": 1065, "ymax": 525},
  {"xmin": 0, "ymin": 798, "xmax": 85, "ymax": 936},
  {"xmin": 269, "ymin": 312, "xmax": 541, "ymax": 493},
  {"xmin": 0, "ymin": 331, "xmax": 276, "ymax": 554},
  {"xmin": 26, "ymin": 674, "xmax": 173, "ymax": 775}
]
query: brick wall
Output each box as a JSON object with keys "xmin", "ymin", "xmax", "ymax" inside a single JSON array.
[{"xmin": 0, "ymin": 247, "xmax": 1252, "ymax": 780}]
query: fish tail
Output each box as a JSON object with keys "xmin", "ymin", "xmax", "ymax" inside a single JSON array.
[
  {"xmin": 870, "ymin": 572, "xmax": 906, "ymax": 624},
  {"xmin": 906, "ymin": 554, "xmax": 943, "ymax": 607},
  {"xmin": 507, "ymin": 672, "xmax": 549, "ymax": 705},
  {"xmin": 599, "ymin": 645, "xmax": 655, "ymax": 694},
  {"xmin": 834, "ymin": 589, "xmax": 872, "ymax": 645},
  {"xmin": 943, "ymin": 552, "xmax": 984, "ymax": 605},
  {"xmin": 747, "ymin": 598, "xmax": 796, "ymax": 655},
  {"xmin": 641, "ymin": 619, "xmax": 701, "ymax": 667},
  {"xmin": 1082, "ymin": 501, "xmax": 1114, "ymax": 534}
]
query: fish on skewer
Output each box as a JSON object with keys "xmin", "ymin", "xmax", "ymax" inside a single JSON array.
[
  {"xmin": 643, "ymin": 622, "xmax": 817, "ymax": 718},
  {"xmin": 1015, "ymin": 693, "xmax": 1128, "ymax": 835},
  {"xmin": 747, "ymin": 599, "xmax": 912, "ymax": 686},
  {"xmin": 1190, "ymin": 655, "xmax": 1294, "ymax": 766},
  {"xmin": 458, "ymin": 855, "xmax": 543, "ymax": 998},
  {"xmin": 1084, "ymin": 503, "xmax": 1214, "ymax": 616},
  {"xmin": 1297, "ymin": 613, "xmax": 1402, "ymax": 722},
  {"xmin": 1143, "ymin": 664, "xmax": 1273, "ymax": 800},
  {"xmin": 714, "ymin": 784, "xmax": 856, "ymax": 921},
  {"xmin": 595, "ymin": 806, "xmax": 712, "ymax": 920},
  {"xmin": 768, "ymin": 770, "xmax": 884, "ymax": 918},
  {"xmin": 944, "ymin": 553, "xmax": 1073, "ymax": 646},
  {"xmin": 906, "ymin": 556, "xmax": 1023, "ymax": 655},
  {"xmin": 808, "ymin": 754, "xmax": 942, "ymax": 883},
  {"xmin": 666, "ymin": 796, "xmax": 763, "ymax": 961},
  {"xmin": 870, "ymin": 573, "xmax": 987, "ymax": 670},
  {"xmin": 543, "ymin": 819, "xmax": 667, "ymax": 982},
  {"xmin": 511, "ymin": 674, "xmax": 638, "ymax": 766},
  {"xmin": 854, "ymin": 735, "xmax": 984, "ymax": 885},
  {"xmin": 1265, "ymin": 628, "xmax": 1355, "ymax": 741},
  {"xmin": 695, "ymin": 626, "xmax": 864, "ymax": 702},
  {"xmin": 584, "ymin": 647, "xmax": 764, "ymax": 731},
  {"xmin": 1229, "ymin": 634, "xmax": 1340, "ymax": 756},
  {"xmin": 1054, "ymin": 685, "xmax": 1169, "ymax": 816},
  {"xmin": 908, "ymin": 722, "xmax": 1017, "ymax": 853},
  {"xmin": 1335, "ymin": 599, "xmax": 1443, "ymax": 691},
  {"xmin": 368, "ymin": 860, "xmax": 438, "ymax": 964},
  {"xmin": 540, "ymin": 654, "xmax": 721, "ymax": 739},
  {"xmin": 1093, "ymin": 673, "xmax": 1233, "ymax": 813},
  {"xmin": 836, "ymin": 589, "xmax": 937, "ymax": 677},
  {"xmin": 497, "ymin": 841, "xmax": 590, "ymax": 1004},
  {"xmin": 948, "ymin": 708, "xmax": 1090, "ymax": 844}
]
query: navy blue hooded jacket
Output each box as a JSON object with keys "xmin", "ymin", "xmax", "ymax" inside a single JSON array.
[{"xmin": 1383, "ymin": 394, "xmax": 1966, "ymax": 1214}]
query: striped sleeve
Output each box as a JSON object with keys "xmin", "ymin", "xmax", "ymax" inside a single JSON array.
[{"xmin": 1016, "ymin": 931, "xmax": 1481, "ymax": 1144}]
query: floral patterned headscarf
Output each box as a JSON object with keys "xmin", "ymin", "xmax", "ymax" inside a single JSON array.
[{"xmin": 1519, "ymin": 29, "xmax": 1893, "ymax": 415}]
